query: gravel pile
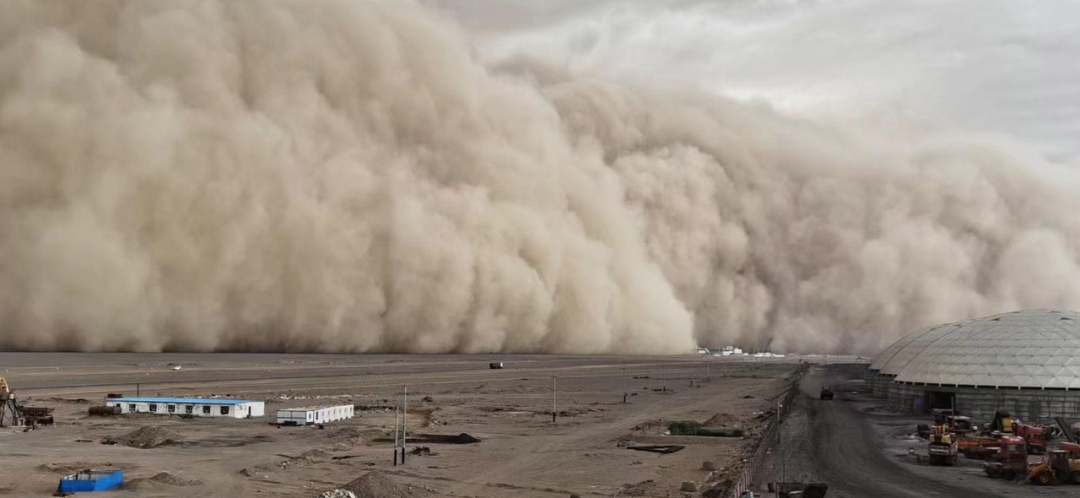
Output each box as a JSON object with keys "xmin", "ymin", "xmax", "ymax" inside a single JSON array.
[{"xmin": 108, "ymin": 426, "xmax": 184, "ymax": 449}]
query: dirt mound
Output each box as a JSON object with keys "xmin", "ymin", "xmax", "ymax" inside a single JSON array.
[
  {"xmin": 106, "ymin": 426, "xmax": 184, "ymax": 449},
  {"xmin": 122, "ymin": 472, "xmax": 202, "ymax": 490},
  {"xmin": 299, "ymin": 449, "xmax": 332, "ymax": 460},
  {"xmin": 341, "ymin": 471, "xmax": 417, "ymax": 498},
  {"xmin": 406, "ymin": 433, "xmax": 480, "ymax": 445},
  {"xmin": 703, "ymin": 413, "xmax": 734, "ymax": 427},
  {"xmin": 38, "ymin": 461, "xmax": 130, "ymax": 474},
  {"xmin": 620, "ymin": 479, "xmax": 663, "ymax": 497}
]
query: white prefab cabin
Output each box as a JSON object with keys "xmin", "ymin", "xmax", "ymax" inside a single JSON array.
[
  {"xmin": 276, "ymin": 404, "xmax": 354, "ymax": 426},
  {"xmin": 105, "ymin": 397, "xmax": 265, "ymax": 418}
]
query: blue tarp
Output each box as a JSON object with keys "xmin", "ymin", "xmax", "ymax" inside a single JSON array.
[{"xmin": 58, "ymin": 470, "xmax": 123, "ymax": 493}]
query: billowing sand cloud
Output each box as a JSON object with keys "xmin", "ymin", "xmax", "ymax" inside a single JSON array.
[{"xmin": 1, "ymin": 1, "xmax": 1077, "ymax": 354}]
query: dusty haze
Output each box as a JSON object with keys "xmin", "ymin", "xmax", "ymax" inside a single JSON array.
[{"xmin": 1, "ymin": 0, "xmax": 1078, "ymax": 354}]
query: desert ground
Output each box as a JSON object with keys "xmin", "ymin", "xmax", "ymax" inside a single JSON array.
[{"xmin": 0, "ymin": 353, "xmax": 800, "ymax": 497}]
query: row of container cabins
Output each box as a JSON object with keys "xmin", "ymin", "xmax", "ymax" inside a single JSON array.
[{"xmin": 103, "ymin": 397, "xmax": 354, "ymax": 425}]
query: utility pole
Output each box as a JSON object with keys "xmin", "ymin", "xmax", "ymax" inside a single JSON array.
[
  {"xmin": 402, "ymin": 385, "xmax": 408, "ymax": 463},
  {"xmin": 662, "ymin": 365, "xmax": 667, "ymax": 393},
  {"xmin": 690, "ymin": 362, "xmax": 694, "ymax": 387},
  {"xmin": 552, "ymin": 374, "xmax": 557, "ymax": 424},
  {"xmin": 394, "ymin": 406, "xmax": 400, "ymax": 465},
  {"xmin": 136, "ymin": 383, "xmax": 140, "ymax": 397},
  {"xmin": 706, "ymin": 362, "xmax": 710, "ymax": 382},
  {"xmin": 623, "ymin": 366, "xmax": 627, "ymax": 403},
  {"xmin": 778, "ymin": 400, "xmax": 784, "ymax": 489}
]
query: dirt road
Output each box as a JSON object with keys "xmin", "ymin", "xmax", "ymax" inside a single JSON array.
[{"xmin": 758, "ymin": 365, "xmax": 1068, "ymax": 498}]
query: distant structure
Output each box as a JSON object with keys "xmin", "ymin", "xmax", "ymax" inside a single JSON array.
[
  {"xmin": 276, "ymin": 404, "xmax": 354, "ymax": 426},
  {"xmin": 869, "ymin": 309, "xmax": 1080, "ymax": 422},
  {"xmin": 105, "ymin": 397, "xmax": 265, "ymax": 418}
]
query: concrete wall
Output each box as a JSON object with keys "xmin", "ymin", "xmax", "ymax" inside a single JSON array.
[
  {"xmin": 887, "ymin": 383, "xmax": 1080, "ymax": 423},
  {"xmin": 871, "ymin": 374, "xmax": 894, "ymax": 399}
]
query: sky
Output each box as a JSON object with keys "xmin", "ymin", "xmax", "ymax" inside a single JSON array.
[{"xmin": 427, "ymin": 0, "xmax": 1080, "ymax": 163}]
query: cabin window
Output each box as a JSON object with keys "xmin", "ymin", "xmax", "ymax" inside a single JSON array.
[
  {"xmin": 202, "ymin": 406, "xmax": 211, "ymax": 414},
  {"xmin": 128, "ymin": 404, "xmax": 136, "ymax": 412},
  {"xmin": 185, "ymin": 405, "xmax": 193, "ymax": 414},
  {"xmin": 167, "ymin": 404, "xmax": 176, "ymax": 413},
  {"xmin": 220, "ymin": 406, "xmax": 229, "ymax": 415},
  {"xmin": 149, "ymin": 404, "xmax": 157, "ymax": 412}
]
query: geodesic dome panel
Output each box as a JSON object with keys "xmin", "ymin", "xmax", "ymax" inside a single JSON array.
[
  {"xmin": 878, "ymin": 322, "xmax": 963, "ymax": 375},
  {"xmin": 894, "ymin": 310, "xmax": 1080, "ymax": 389},
  {"xmin": 870, "ymin": 326, "xmax": 932, "ymax": 372}
]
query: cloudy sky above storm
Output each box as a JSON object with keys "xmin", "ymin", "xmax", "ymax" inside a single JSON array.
[{"xmin": 431, "ymin": 0, "xmax": 1080, "ymax": 162}]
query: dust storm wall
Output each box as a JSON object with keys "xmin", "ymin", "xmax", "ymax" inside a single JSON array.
[{"xmin": 1, "ymin": 0, "xmax": 1078, "ymax": 354}]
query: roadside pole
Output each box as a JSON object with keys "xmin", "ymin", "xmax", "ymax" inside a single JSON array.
[
  {"xmin": 394, "ymin": 406, "xmax": 400, "ymax": 465},
  {"xmin": 403, "ymin": 385, "xmax": 408, "ymax": 463},
  {"xmin": 552, "ymin": 373, "xmax": 557, "ymax": 424},
  {"xmin": 623, "ymin": 366, "xmax": 627, "ymax": 403}
]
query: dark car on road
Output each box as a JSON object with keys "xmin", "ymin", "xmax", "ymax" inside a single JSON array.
[{"xmin": 820, "ymin": 386, "xmax": 834, "ymax": 400}]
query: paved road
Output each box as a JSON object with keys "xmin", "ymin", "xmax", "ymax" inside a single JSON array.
[{"xmin": 799, "ymin": 366, "xmax": 997, "ymax": 498}]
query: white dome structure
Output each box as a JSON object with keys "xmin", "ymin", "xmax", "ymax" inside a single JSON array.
[
  {"xmin": 895, "ymin": 310, "xmax": 1080, "ymax": 389},
  {"xmin": 870, "ymin": 309, "xmax": 1080, "ymax": 422}
]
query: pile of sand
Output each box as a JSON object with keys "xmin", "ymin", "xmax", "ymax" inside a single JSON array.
[
  {"xmin": 122, "ymin": 472, "xmax": 202, "ymax": 490},
  {"xmin": 703, "ymin": 413, "xmax": 734, "ymax": 427},
  {"xmin": 106, "ymin": 426, "xmax": 184, "ymax": 449},
  {"xmin": 341, "ymin": 472, "xmax": 416, "ymax": 498},
  {"xmin": 299, "ymin": 449, "xmax": 331, "ymax": 460}
]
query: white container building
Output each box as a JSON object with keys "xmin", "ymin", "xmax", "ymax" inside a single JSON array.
[
  {"xmin": 276, "ymin": 404, "xmax": 354, "ymax": 426},
  {"xmin": 105, "ymin": 397, "xmax": 265, "ymax": 418}
]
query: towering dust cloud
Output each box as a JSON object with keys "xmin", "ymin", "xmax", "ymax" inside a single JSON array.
[{"xmin": 1, "ymin": 1, "xmax": 1078, "ymax": 354}]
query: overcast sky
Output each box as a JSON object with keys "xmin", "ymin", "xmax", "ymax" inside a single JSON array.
[{"xmin": 427, "ymin": 0, "xmax": 1080, "ymax": 163}]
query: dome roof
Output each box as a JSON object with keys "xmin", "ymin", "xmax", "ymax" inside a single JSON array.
[
  {"xmin": 878, "ymin": 323, "xmax": 961, "ymax": 376},
  {"xmin": 890, "ymin": 310, "xmax": 1080, "ymax": 389},
  {"xmin": 869, "ymin": 327, "xmax": 925, "ymax": 371}
]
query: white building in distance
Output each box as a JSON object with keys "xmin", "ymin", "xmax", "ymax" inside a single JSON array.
[
  {"xmin": 105, "ymin": 397, "xmax": 265, "ymax": 418},
  {"xmin": 276, "ymin": 404, "xmax": 354, "ymax": 426}
]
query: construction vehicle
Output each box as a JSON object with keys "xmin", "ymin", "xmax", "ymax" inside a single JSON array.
[
  {"xmin": 1027, "ymin": 450, "xmax": 1080, "ymax": 485},
  {"xmin": 983, "ymin": 435, "xmax": 1028, "ymax": 480},
  {"xmin": 928, "ymin": 424, "xmax": 958, "ymax": 465},
  {"xmin": 959, "ymin": 433, "xmax": 1002, "ymax": 460},
  {"xmin": 1015, "ymin": 423, "xmax": 1052, "ymax": 454},
  {"xmin": 819, "ymin": 386, "xmax": 834, "ymax": 400},
  {"xmin": 1055, "ymin": 417, "xmax": 1079, "ymax": 444},
  {"xmin": 489, "ymin": 363, "xmax": 504, "ymax": 369},
  {"xmin": 989, "ymin": 411, "xmax": 1017, "ymax": 434}
]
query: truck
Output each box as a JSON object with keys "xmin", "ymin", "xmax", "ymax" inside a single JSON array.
[
  {"xmin": 928, "ymin": 424, "xmax": 958, "ymax": 465},
  {"xmin": 819, "ymin": 386, "xmax": 834, "ymax": 400},
  {"xmin": 983, "ymin": 435, "xmax": 1028, "ymax": 480},
  {"xmin": 1015, "ymin": 423, "xmax": 1052, "ymax": 454}
]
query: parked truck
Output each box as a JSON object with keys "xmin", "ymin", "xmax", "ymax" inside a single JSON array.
[
  {"xmin": 1015, "ymin": 423, "xmax": 1052, "ymax": 454},
  {"xmin": 983, "ymin": 435, "xmax": 1028, "ymax": 480},
  {"xmin": 928, "ymin": 424, "xmax": 958, "ymax": 465}
]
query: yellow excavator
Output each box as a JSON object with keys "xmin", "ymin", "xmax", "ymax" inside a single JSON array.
[{"xmin": 0, "ymin": 377, "xmax": 10, "ymax": 395}]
